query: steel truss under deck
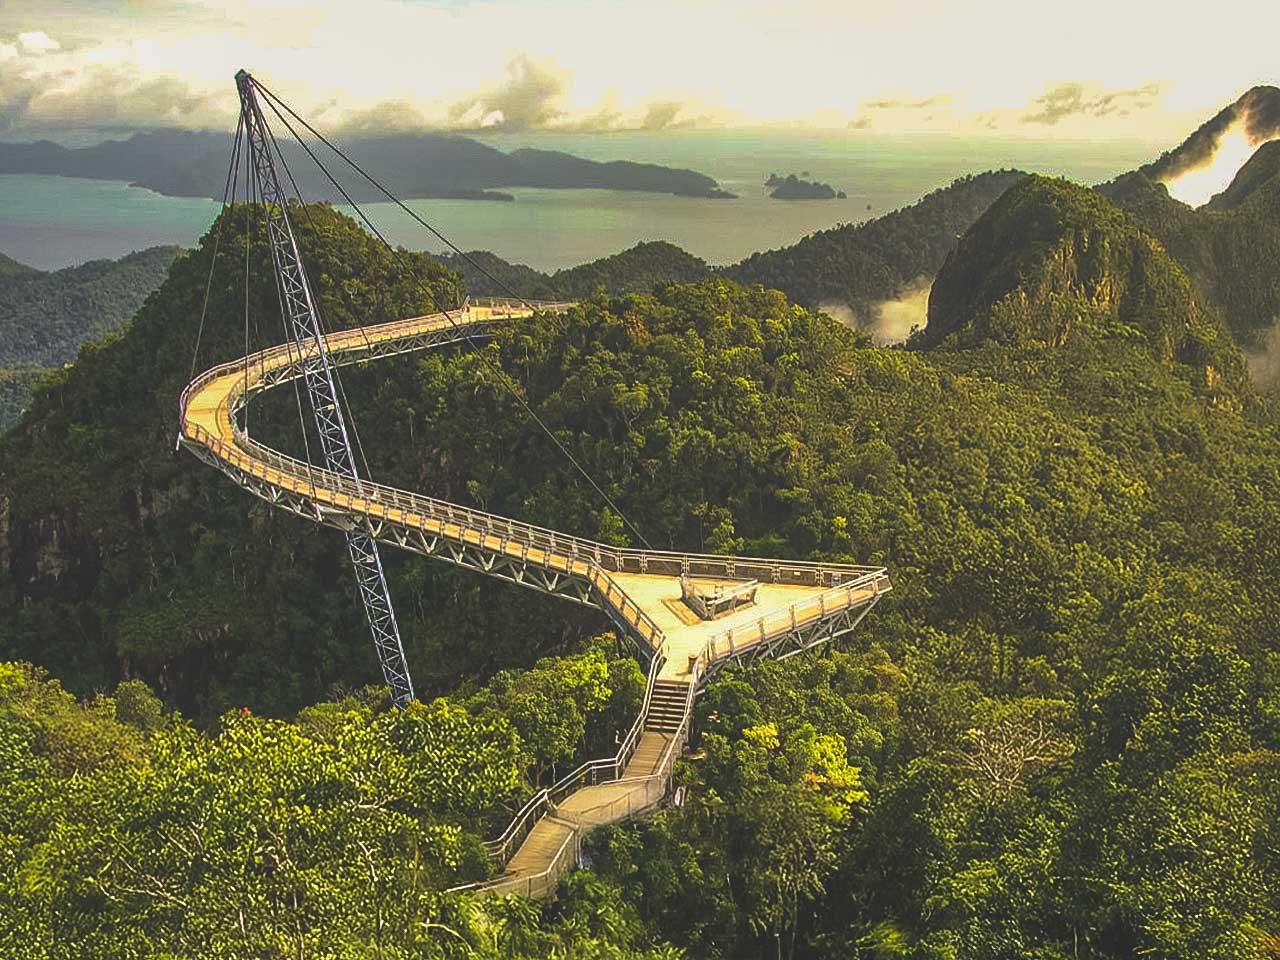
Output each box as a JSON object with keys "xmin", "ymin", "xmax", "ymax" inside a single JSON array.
[{"xmin": 185, "ymin": 437, "xmax": 601, "ymax": 608}]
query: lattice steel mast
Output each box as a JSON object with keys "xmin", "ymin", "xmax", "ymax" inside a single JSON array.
[{"xmin": 236, "ymin": 69, "xmax": 415, "ymax": 706}]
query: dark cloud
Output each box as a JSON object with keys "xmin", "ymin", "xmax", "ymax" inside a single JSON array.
[
  {"xmin": 447, "ymin": 54, "xmax": 567, "ymax": 131},
  {"xmin": 336, "ymin": 99, "xmax": 429, "ymax": 135},
  {"xmin": 1023, "ymin": 81, "xmax": 1161, "ymax": 125}
]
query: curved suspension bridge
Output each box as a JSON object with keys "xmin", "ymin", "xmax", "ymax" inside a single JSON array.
[{"xmin": 177, "ymin": 71, "xmax": 892, "ymax": 898}]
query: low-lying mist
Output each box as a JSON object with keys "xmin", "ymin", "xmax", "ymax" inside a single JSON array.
[
  {"xmin": 1246, "ymin": 322, "xmax": 1280, "ymax": 390},
  {"xmin": 823, "ymin": 276, "xmax": 932, "ymax": 346}
]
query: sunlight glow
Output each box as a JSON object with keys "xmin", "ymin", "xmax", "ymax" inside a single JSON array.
[{"xmin": 1161, "ymin": 124, "xmax": 1261, "ymax": 206}]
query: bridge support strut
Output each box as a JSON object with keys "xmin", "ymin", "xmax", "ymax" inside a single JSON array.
[{"xmin": 236, "ymin": 70, "xmax": 415, "ymax": 706}]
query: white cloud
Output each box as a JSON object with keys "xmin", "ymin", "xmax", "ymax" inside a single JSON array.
[
  {"xmin": 448, "ymin": 55, "xmax": 570, "ymax": 130},
  {"xmin": 17, "ymin": 30, "xmax": 59, "ymax": 54},
  {"xmin": 0, "ymin": 0, "xmax": 1276, "ymax": 139}
]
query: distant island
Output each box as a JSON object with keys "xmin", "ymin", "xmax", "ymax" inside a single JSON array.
[
  {"xmin": 766, "ymin": 172, "xmax": 846, "ymax": 200},
  {"xmin": 0, "ymin": 130, "xmax": 738, "ymax": 202}
]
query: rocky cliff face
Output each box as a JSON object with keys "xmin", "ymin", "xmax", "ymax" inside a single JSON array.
[{"xmin": 921, "ymin": 176, "xmax": 1247, "ymax": 400}]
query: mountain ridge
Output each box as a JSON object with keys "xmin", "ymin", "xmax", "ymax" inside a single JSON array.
[
  {"xmin": 1142, "ymin": 84, "xmax": 1280, "ymax": 185},
  {"xmin": 923, "ymin": 175, "xmax": 1247, "ymax": 402},
  {"xmin": 0, "ymin": 129, "xmax": 736, "ymax": 201}
]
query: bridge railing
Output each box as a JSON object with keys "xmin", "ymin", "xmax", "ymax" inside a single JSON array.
[
  {"xmin": 180, "ymin": 301, "xmax": 886, "ymax": 608},
  {"xmin": 220, "ymin": 428, "xmax": 671, "ymax": 649},
  {"xmin": 178, "ymin": 299, "xmax": 572, "ymax": 423},
  {"xmin": 546, "ymin": 641, "xmax": 667, "ymax": 808},
  {"xmin": 227, "ymin": 423, "xmax": 893, "ymax": 661},
  {"xmin": 700, "ymin": 568, "xmax": 892, "ymax": 666},
  {"xmin": 474, "ymin": 640, "xmax": 667, "ymax": 874}
]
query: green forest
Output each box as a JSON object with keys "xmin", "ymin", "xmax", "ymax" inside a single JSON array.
[
  {"xmin": 1, "ymin": 154, "xmax": 1280, "ymax": 960},
  {"xmin": 0, "ymin": 247, "xmax": 178, "ymax": 428}
]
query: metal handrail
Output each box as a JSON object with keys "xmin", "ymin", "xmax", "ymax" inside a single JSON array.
[
  {"xmin": 702, "ymin": 569, "xmax": 891, "ymax": 664},
  {"xmin": 448, "ymin": 819, "xmax": 581, "ymax": 900},
  {"xmin": 482, "ymin": 789, "xmax": 551, "ymax": 866},
  {"xmin": 545, "ymin": 642, "xmax": 667, "ymax": 808},
  {"xmin": 179, "ymin": 301, "xmax": 888, "ymax": 595},
  {"xmin": 523, "ymin": 659, "xmax": 698, "ymax": 832},
  {"xmin": 455, "ymin": 649, "xmax": 698, "ymax": 896},
  {"xmin": 181, "ymin": 299, "xmax": 892, "ymax": 897},
  {"xmin": 471, "ymin": 640, "xmax": 666, "ymax": 875}
]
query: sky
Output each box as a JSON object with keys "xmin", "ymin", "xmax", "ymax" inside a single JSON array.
[{"xmin": 2, "ymin": 0, "xmax": 1279, "ymax": 142}]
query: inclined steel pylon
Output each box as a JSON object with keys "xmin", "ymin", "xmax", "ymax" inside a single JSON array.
[{"xmin": 235, "ymin": 70, "xmax": 415, "ymax": 706}]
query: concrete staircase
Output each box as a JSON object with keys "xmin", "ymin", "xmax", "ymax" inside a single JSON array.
[{"xmin": 645, "ymin": 679, "xmax": 691, "ymax": 734}]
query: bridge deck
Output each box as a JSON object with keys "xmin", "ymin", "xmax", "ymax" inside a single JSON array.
[
  {"xmin": 611, "ymin": 573, "xmax": 844, "ymax": 680},
  {"xmin": 178, "ymin": 299, "xmax": 891, "ymax": 899}
]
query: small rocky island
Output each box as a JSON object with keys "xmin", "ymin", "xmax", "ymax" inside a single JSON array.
[{"xmin": 766, "ymin": 172, "xmax": 847, "ymax": 200}]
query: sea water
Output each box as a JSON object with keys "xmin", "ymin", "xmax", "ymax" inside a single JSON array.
[{"xmin": 0, "ymin": 131, "xmax": 1163, "ymax": 271}]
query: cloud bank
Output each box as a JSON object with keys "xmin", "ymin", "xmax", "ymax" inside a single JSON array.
[
  {"xmin": 0, "ymin": 0, "xmax": 1276, "ymax": 140},
  {"xmin": 1023, "ymin": 82, "xmax": 1162, "ymax": 125},
  {"xmin": 447, "ymin": 55, "xmax": 568, "ymax": 131}
]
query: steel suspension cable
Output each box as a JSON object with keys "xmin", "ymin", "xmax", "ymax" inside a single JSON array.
[
  {"xmin": 189, "ymin": 112, "xmax": 246, "ymax": 384},
  {"xmin": 251, "ymin": 78, "xmax": 652, "ymax": 549},
  {"xmin": 254, "ymin": 78, "xmax": 569, "ymax": 317}
]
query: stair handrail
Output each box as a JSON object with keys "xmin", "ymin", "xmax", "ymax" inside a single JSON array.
[
  {"xmin": 481, "ymin": 787, "xmax": 551, "ymax": 865},
  {"xmin": 547, "ymin": 639, "xmax": 667, "ymax": 806},
  {"xmin": 476, "ymin": 638, "xmax": 667, "ymax": 871}
]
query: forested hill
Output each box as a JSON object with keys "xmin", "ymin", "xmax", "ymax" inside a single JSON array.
[
  {"xmin": 0, "ymin": 247, "xmax": 179, "ymax": 368},
  {"xmin": 0, "ymin": 252, "xmax": 38, "ymax": 280},
  {"xmin": 1207, "ymin": 138, "xmax": 1280, "ymax": 209},
  {"xmin": 0, "ymin": 246, "xmax": 178, "ymax": 428},
  {"xmin": 924, "ymin": 176, "xmax": 1248, "ymax": 399},
  {"xmin": 1099, "ymin": 143, "xmax": 1280, "ymax": 349},
  {"xmin": 443, "ymin": 171, "xmax": 1028, "ymax": 319},
  {"xmin": 724, "ymin": 169, "xmax": 1028, "ymax": 317},
  {"xmin": 0, "ymin": 205, "xmax": 467, "ymax": 716},
  {"xmin": 435, "ymin": 240, "xmax": 710, "ymax": 300},
  {"xmin": 3, "ymin": 196, "xmax": 1280, "ymax": 954}
]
